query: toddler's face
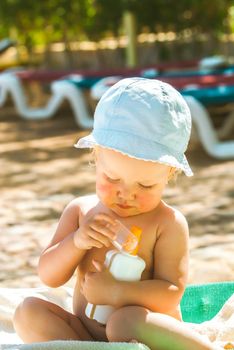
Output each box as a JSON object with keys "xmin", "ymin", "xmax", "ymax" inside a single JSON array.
[{"xmin": 95, "ymin": 147, "xmax": 172, "ymax": 217}]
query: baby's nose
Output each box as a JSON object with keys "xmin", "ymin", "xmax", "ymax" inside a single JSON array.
[{"xmin": 117, "ymin": 186, "xmax": 136, "ymax": 200}]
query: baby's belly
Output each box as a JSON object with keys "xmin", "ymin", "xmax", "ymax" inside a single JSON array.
[{"xmin": 73, "ymin": 286, "xmax": 108, "ymax": 341}]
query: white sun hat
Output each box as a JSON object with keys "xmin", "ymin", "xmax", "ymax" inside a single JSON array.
[{"xmin": 75, "ymin": 77, "xmax": 193, "ymax": 176}]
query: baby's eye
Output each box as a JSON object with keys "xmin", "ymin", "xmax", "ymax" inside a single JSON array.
[
  {"xmin": 138, "ymin": 183, "xmax": 155, "ymax": 189},
  {"xmin": 105, "ymin": 174, "xmax": 120, "ymax": 183}
]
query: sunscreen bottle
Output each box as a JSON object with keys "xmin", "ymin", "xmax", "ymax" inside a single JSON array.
[{"xmin": 85, "ymin": 224, "xmax": 146, "ymax": 325}]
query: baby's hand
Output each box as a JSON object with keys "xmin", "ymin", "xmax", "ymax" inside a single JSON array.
[
  {"xmin": 73, "ymin": 213, "xmax": 117, "ymax": 250},
  {"xmin": 81, "ymin": 259, "xmax": 119, "ymax": 306}
]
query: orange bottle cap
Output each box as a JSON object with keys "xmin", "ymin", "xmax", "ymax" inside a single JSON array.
[
  {"xmin": 131, "ymin": 226, "xmax": 142, "ymax": 240},
  {"xmin": 129, "ymin": 226, "xmax": 142, "ymax": 255}
]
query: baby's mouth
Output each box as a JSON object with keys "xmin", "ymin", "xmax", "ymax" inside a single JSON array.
[{"xmin": 117, "ymin": 203, "xmax": 133, "ymax": 209}]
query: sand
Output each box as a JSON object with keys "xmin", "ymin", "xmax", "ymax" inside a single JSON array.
[{"xmin": 0, "ymin": 103, "xmax": 234, "ymax": 289}]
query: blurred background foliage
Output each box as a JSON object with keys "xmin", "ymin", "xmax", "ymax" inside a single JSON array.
[
  {"xmin": 0, "ymin": 0, "xmax": 233, "ymax": 68},
  {"xmin": 0, "ymin": 0, "xmax": 233, "ymax": 46}
]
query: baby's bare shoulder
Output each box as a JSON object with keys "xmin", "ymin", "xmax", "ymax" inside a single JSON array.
[
  {"xmin": 66, "ymin": 194, "xmax": 98, "ymax": 211},
  {"xmin": 157, "ymin": 202, "xmax": 189, "ymax": 238},
  {"xmin": 153, "ymin": 204, "xmax": 189, "ymax": 290}
]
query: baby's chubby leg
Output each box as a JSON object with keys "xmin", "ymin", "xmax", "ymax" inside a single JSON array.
[
  {"xmin": 106, "ymin": 306, "xmax": 214, "ymax": 350},
  {"xmin": 13, "ymin": 297, "xmax": 93, "ymax": 343}
]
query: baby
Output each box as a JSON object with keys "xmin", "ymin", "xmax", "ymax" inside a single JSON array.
[{"xmin": 14, "ymin": 77, "xmax": 206, "ymax": 347}]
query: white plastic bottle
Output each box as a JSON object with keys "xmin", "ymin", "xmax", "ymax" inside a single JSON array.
[{"xmin": 85, "ymin": 225, "xmax": 146, "ymax": 325}]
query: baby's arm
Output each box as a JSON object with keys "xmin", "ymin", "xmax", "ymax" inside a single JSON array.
[
  {"xmin": 115, "ymin": 209, "xmax": 189, "ymax": 314},
  {"xmin": 38, "ymin": 199, "xmax": 116, "ymax": 288}
]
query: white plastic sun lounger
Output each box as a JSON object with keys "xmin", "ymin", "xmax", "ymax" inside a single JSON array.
[
  {"xmin": 183, "ymin": 96, "xmax": 234, "ymax": 159},
  {"xmin": 0, "ymin": 72, "xmax": 93, "ymax": 129},
  {"xmin": 1, "ymin": 72, "xmax": 234, "ymax": 159}
]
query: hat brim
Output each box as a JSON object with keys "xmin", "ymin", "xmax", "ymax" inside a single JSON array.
[{"xmin": 74, "ymin": 133, "xmax": 193, "ymax": 177}]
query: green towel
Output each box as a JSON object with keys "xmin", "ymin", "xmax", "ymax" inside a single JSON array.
[{"xmin": 181, "ymin": 281, "xmax": 234, "ymax": 323}]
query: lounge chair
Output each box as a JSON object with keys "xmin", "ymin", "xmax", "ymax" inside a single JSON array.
[
  {"xmin": 183, "ymin": 96, "xmax": 234, "ymax": 159},
  {"xmin": 1, "ymin": 71, "xmax": 234, "ymax": 158},
  {"xmin": 0, "ymin": 72, "xmax": 93, "ymax": 128}
]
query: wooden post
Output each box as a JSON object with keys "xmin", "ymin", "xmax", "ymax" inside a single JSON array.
[{"xmin": 123, "ymin": 11, "xmax": 137, "ymax": 67}]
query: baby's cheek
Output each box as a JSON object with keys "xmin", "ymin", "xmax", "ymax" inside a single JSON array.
[
  {"xmin": 137, "ymin": 193, "xmax": 159, "ymax": 210},
  {"xmin": 96, "ymin": 182, "xmax": 116, "ymax": 199}
]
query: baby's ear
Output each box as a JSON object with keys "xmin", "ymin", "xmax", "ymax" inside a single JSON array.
[
  {"xmin": 93, "ymin": 146, "xmax": 99, "ymax": 163},
  {"xmin": 89, "ymin": 147, "xmax": 98, "ymax": 167},
  {"xmin": 168, "ymin": 167, "xmax": 181, "ymax": 183},
  {"xmin": 168, "ymin": 167, "xmax": 176, "ymax": 181}
]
